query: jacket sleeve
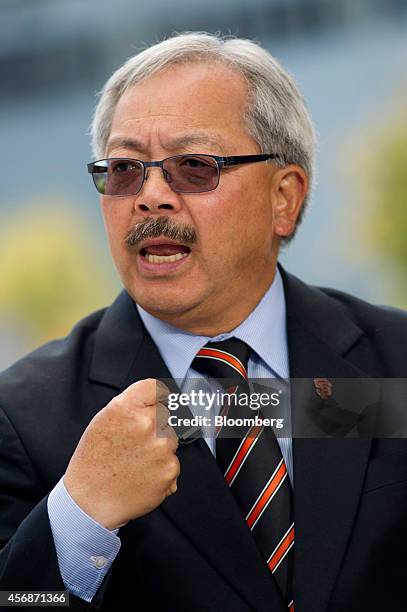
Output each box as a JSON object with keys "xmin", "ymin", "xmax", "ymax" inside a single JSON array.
[{"xmin": 0, "ymin": 405, "xmax": 101, "ymax": 609}]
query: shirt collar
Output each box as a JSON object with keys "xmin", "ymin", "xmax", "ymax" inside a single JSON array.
[{"xmin": 136, "ymin": 267, "xmax": 288, "ymax": 382}]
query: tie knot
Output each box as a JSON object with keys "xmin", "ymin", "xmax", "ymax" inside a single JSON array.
[{"xmin": 191, "ymin": 338, "xmax": 251, "ymax": 386}]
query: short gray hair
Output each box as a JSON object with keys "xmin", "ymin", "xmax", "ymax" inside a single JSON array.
[{"xmin": 90, "ymin": 32, "xmax": 316, "ymax": 242}]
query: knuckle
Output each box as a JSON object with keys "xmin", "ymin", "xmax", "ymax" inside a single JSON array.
[
  {"xmin": 168, "ymin": 482, "xmax": 178, "ymax": 495},
  {"xmin": 136, "ymin": 412, "xmax": 155, "ymax": 436},
  {"xmin": 140, "ymin": 378, "xmax": 158, "ymax": 394},
  {"xmin": 157, "ymin": 431, "xmax": 176, "ymax": 451},
  {"xmin": 137, "ymin": 378, "xmax": 156, "ymax": 391},
  {"xmin": 131, "ymin": 378, "xmax": 161, "ymax": 406},
  {"xmin": 167, "ymin": 455, "xmax": 180, "ymax": 478},
  {"xmin": 154, "ymin": 433, "xmax": 171, "ymax": 452},
  {"xmin": 108, "ymin": 394, "xmax": 126, "ymax": 413},
  {"xmin": 168, "ymin": 429, "xmax": 179, "ymax": 448}
]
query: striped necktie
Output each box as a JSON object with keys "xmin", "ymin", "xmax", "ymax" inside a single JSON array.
[{"xmin": 191, "ymin": 338, "xmax": 294, "ymax": 611}]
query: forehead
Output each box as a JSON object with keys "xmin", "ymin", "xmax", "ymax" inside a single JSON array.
[{"xmin": 108, "ymin": 61, "xmax": 254, "ymax": 154}]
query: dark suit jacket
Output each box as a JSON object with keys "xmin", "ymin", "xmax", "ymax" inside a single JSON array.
[{"xmin": 0, "ymin": 268, "xmax": 406, "ymax": 612}]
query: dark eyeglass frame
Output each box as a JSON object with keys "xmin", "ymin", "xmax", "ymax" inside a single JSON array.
[{"xmin": 87, "ymin": 153, "xmax": 281, "ymax": 196}]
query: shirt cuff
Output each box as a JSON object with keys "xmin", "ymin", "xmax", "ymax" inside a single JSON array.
[{"xmin": 47, "ymin": 477, "xmax": 121, "ymax": 602}]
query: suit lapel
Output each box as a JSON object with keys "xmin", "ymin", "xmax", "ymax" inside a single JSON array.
[
  {"xmin": 89, "ymin": 290, "xmax": 172, "ymax": 389},
  {"xmin": 281, "ymin": 269, "xmax": 376, "ymax": 612}
]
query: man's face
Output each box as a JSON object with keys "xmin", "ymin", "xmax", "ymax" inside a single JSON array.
[{"xmin": 101, "ymin": 61, "xmax": 285, "ymax": 333}]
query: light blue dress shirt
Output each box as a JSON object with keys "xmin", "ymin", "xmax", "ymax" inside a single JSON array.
[{"xmin": 47, "ymin": 268, "xmax": 292, "ymax": 602}]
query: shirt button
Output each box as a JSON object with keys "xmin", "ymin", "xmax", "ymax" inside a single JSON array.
[{"xmin": 90, "ymin": 555, "xmax": 107, "ymax": 569}]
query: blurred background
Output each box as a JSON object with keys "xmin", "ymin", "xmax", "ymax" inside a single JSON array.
[{"xmin": 1, "ymin": 0, "xmax": 407, "ymax": 370}]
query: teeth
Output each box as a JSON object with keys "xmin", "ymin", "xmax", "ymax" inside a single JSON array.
[{"xmin": 144, "ymin": 252, "xmax": 189, "ymax": 264}]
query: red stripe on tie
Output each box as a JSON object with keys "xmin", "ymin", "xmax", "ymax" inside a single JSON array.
[
  {"xmin": 246, "ymin": 461, "xmax": 287, "ymax": 529},
  {"xmin": 224, "ymin": 424, "xmax": 262, "ymax": 485},
  {"xmin": 197, "ymin": 348, "xmax": 248, "ymax": 380},
  {"xmin": 267, "ymin": 525, "xmax": 295, "ymax": 573}
]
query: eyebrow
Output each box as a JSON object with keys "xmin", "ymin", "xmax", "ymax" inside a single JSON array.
[{"xmin": 106, "ymin": 133, "xmax": 224, "ymax": 156}]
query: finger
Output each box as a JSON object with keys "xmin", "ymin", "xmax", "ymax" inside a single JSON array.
[
  {"xmin": 167, "ymin": 426, "xmax": 179, "ymax": 450},
  {"xmin": 156, "ymin": 402, "xmax": 170, "ymax": 426},
  {"xmin": 124, "ymin": 379, "xmax": 170, "ymax": 406},
  {"xmin": 155, "ymin": 403, "xmax": 178, "ymax": 447},
  {"xmin": 155, "ymin": 380, "xmax": 171, "ymax": 403}
]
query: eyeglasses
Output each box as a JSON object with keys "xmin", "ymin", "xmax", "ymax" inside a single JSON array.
[{"xmin": 87, "ymin": 153, "xmax": 280, "ymax": 196}]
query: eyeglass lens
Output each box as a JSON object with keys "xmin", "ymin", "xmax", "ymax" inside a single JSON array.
[{"xmin": 92, "ymin": 155, "xmax": 220, "ymax": 195}]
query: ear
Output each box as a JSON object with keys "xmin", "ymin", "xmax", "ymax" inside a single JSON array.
[{"xmin": 271, "ymin": 165, "xmax": 309, "ymax": 238}]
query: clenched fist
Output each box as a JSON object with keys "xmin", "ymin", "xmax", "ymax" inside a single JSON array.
[{"xmin": 64, "ymin": 378, "xmax": 179, "ymax": 530}]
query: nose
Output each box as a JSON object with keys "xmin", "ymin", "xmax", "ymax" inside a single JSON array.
[{"xmin": 134, "ymin": 166, "xmax": 183, "ymax": 215}]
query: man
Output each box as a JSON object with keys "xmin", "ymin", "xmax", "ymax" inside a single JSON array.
[{"xmin": 0, "ymin": 32, "xmax": 406, "ymax": 612}]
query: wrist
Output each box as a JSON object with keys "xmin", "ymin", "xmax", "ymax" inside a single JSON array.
[{"xmin": 62, "ymin": 476, "xmax": 124, "ymax": 530}]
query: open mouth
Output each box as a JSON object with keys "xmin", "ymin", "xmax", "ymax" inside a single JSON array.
[{"xmin": 140, "ymin": 243, "xmax": 191, "ymax": 264}]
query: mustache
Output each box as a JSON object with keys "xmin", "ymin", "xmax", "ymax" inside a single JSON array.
[{"xmin": 124, "ymin": 216, "xmax": 197, "ymax": 249}]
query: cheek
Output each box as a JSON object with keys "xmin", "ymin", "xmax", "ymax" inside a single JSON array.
[
  {"xmin": 101, "ymin": 195, "xmax": 132, "ymax": 228},
  {"xmin": 234, "ymin": 180, "xmax": 274, "ymax": 243},
  {"xmin": 101, "ymin": 198, "xmax": 132, "ymax": 258},
  {"xmin": 194, "ymin": 181, "xmax": 273, "ymax": 253},
  {"xmin": 102, "ymin": 197, "xmax": 127, "ymax": 225},
  {"xmin": 189, "ymin": 194, "xmax": 234, "ymax": 258}
]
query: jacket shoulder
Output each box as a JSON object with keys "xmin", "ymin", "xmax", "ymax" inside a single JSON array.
[
  {"xmin": 318, "ymin": 285, "xmax": 407, "ymax": 335},
  {"xmin": 316, "ymin": 285, "xmax": 407, "ymax": 375},
  {"xmin": 0, "ymin": 306, "xmax": 107, "ymax": 398}
]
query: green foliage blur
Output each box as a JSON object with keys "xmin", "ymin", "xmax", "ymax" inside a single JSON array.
[
  {"xmin": 0, "ymin": 201, "xmax": 119, "ymax": 349},
  {"xmin": 359, "ymin": 104, "xmax": 407, "ymax": 307}
]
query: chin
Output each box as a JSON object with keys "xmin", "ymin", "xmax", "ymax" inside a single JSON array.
[
  {"xmin": 127, "ymin": 285, "xmax": 204, "ymax": 319},
  {"xmin": 121, "ymin": 265, "xmax": 215, "ymax": 320}
]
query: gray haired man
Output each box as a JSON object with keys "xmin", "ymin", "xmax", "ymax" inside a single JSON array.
[{"xmin": 0, "ymin": 32, "xmax": 406, "ymax": 612}]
